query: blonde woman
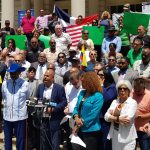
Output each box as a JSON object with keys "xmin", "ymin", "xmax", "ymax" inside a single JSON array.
[
  {"xmin": 98, "ymin": 11, "xmax": 113, "ymax": 37},
  {"xmin": 105, "ymin": 80, "xmax": 137, "ymax": 150}
]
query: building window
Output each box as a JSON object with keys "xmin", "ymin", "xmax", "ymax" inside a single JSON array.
[
  {"xmin": 63, "ymin": 9, "xmax": 68, "ymax": 13},
  {"xmin": 110, "ymin": 4, "xmax": 142, "ymax": 14}
]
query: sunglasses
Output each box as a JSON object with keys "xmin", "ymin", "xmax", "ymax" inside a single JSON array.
[
  {"xmin": 118, "ymin": 87, "xmax": 128, "ymax": 91},
  {"xmin": 90, "ymin": 53, "xmax": 97, "ymax": 56},
  {"xmin": 48, "ymin": 67, "xmax": 54, "ymax": 70},
  {"xmin": 83, "ymin": 33, "xmax": 88, "ymax": 35},
  {"xmin": 15, "ymin": 60, "xmax": 21, "ymax": 62},
  {"xmin": 108, "ymin": 59, "xmax": 115, "ymax": 61},
  {"xmin": 97, "ymin": 74, "xmax": 104, "ymax": 77},
  {"xmin": 118, "ymin": 62, "xmax": 126, "ymax": 64},
  {"xmin": 58, "ymin": 56, "xmax": 65, "ymax": 58}
]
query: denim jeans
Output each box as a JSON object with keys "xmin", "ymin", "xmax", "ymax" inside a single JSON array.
[{"xmin": 137, "ymin": 131, "xmax": 150, "ymax": 150}]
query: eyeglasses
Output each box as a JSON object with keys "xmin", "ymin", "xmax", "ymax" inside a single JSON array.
[
  {"xmin": 118, "ymin": 62, "xmax": 126, "ymax": 64},
  {"xmin": 108, "ymin": 59, "xmax": 115, "ymax": 61},
  {"xmin": 90, "ymin": 53, "xmax": 97, "ymax": 56},
  {"xmin": 118, "ymin": 87, "xmax": 128, "ymax": 91},
  {"xmin": 15, "ymin": 60, "xmax": 21, "ymax": 62},
  {"xmin": 48, "ymin": 67, "xmax": 54, "ymax": 70},
  {"xmin": 58, "ymin": 56, "xmax": 65, "ymax": 58},
  {"xmin": 83, "ymin": 33, "xmax": 88, "ymax": 35},
  {"xmin": 97, "ymin": 74, "xmax": 104, "ymax": 77}
]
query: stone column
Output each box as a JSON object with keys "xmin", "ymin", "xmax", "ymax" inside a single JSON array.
[
  {"xmin": 1, "ymin": 0, "xmax": 14, "ymax": 27},
  {"xmin": 71, "ymin": 0, "xmax": 85, "ymax": 17},
  {"xmin": 21, "ymin": 0, "xmax": 30, "ymax": 10},
  {"xmin": 45, "ymin": 0, "xmax": 55, "ymax": 14},
  {"xmin": 34, "ymin": 0, "xmax": 44, "ymax": 17},
  {"xmin": 88, "ymin": 0, "xmax": 100, "ymax": 15}
]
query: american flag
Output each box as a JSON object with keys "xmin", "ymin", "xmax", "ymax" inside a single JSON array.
[
  {"xmin": 65, "ymin": 24, "xmax": 83, "ymax": 48},
  {"xmin": 55, "ymin": 6, "xmax": 99, "ymax": 48},
  {"xmin": 63, "ymin": 14, "xmax": 99, "ymax": 48}
]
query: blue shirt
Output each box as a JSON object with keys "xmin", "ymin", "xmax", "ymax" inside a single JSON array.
[
  {"xmin": 84, "ymin": 61, "xmax": 95, "ymax": 72},
  {"xmin": 101, "ymin": 36, "xmax": 122, "ymax": 54},
  {"xmin": 2, "ymin": 78, "xmax": 29, "ymax": 121},
  {"xmin": 72, "ymin": 90, "xmax": 104, "ymax": 132}
]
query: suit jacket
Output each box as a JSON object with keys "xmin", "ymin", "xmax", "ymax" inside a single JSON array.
[
  {"xmin": 112, "ymin": 68, "xmax": 139, "ymax": 85},
  {"xmin": 36, "ymin": 83, "xmax": 67, "ymax": 130},
  {"xmin": 72, "ymin": 90, "xmax": 104, "ymax": 132},
  {"xmin": 31, "ymin": 62, "xmax": 48, "ymax": 70}
]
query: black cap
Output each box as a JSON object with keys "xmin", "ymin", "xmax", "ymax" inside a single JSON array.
[{"xmin": 108, "ymin": 25, "xmax": 116, "ymax": 31}]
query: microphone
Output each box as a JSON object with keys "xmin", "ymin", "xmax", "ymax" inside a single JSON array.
[
  {"xmin": 47, "ymin": 102, "xmax": 57, "ymax": 107},
  {"xmin": 43, "ymin": 98, "xmax": 57, "ymax": 107}
]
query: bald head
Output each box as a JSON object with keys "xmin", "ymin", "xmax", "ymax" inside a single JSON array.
[
  {"xmin": 43, "ymin": 69, "xmax": 55, "ymax": 87},
  {"xmin": 19, "ymin": 50, "xmax": 27, "ymax": 61},
  {"xmin": 47, "ymin": 63, "xmax": 55, "ymax": 70},
  {"xmin": 14, "ymin": 54, "xmax": 23, "ymax": 64},
  {"xmin": 31, "ymin": 37, "xmax": 38, "ymax": 48},
  {"xmin": 70, "ymin": 67, "xmax": 80, "ymax": 74}
]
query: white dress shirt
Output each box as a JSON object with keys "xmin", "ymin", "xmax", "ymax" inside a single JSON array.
[
  {"xmin": 35, "ymin": 63, "xmax": 47, "ymax": 80},
  {"xmin": 43, "ymin": 84, "xmax": 54, "ymax": 100},
  {"xmin": 65, "ymin": 82, "xmax": 82, "ymax": 113}
]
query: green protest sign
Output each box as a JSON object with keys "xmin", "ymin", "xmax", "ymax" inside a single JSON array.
[
  {"xmin": 5, "ymin": 35, "xmax": 27, "ymax": 50},
  {"xmin": 123, "ymin": 12, "xmax": 150, "ymax": 34},
  {"xmin": 82, "ymin": 26, "xmax": 104, "ymax": 45}
]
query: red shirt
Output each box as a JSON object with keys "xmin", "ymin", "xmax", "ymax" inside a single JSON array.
[{"xmin": 21, "ymin": 16, "xmax": 35, "ymax": 34}]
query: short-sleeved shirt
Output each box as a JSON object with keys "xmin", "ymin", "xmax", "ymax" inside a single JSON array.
[
  {"xmin": 127, "ymin": 48, "xmax": 142, "ymax": 68},
  {"xmin": 133, "ymin": 60, "xmax": 150, "ymax": 90},
  {"xmin": 131, "ymin": 89, "xmax": 150, "ymax": 131},
  {"xmin": 51, "ymin": 32, "xmax": 72, "ymax": 56},
  {"xmin": 43, "ymin": 48, "xmax": 61, "ymax": 64}
]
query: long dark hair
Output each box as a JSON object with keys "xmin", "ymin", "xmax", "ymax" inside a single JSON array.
[
  {"xmin": 98, "ymin": 69, "xmax": 115, "ymax": 88},
  {"xmin": 8, "ymin": 39, "xmax": 16, "ymax": 49}
]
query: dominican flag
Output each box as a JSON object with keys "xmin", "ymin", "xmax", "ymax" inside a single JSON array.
[
  {"xmin": 54, "ymin": 5, "xmax": 76, "ymax": 27},
  {"xmin": 54, "ymin": 5, "xmax": 99, "ymax": 47}
]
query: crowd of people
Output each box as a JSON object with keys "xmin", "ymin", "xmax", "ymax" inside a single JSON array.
[{"xmin": 0, "ymin": 3, "xmax": 150, "ymax": 150}]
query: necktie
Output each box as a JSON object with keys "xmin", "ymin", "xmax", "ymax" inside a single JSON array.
[{"xmin": 38, "ymin": 65, "xmax": 43, "ymax": 79}]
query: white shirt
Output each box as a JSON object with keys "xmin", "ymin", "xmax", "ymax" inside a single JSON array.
[
  {"xmin": 43, "ymin": 48, "xmax": 61, "ymax": 64},
  {"xmin": 35, "ymin": 63, "xmax": 47, "ymax": 80},
  {"xmin": 133, "ymin": 60, "xmax": 150, "ymax": 90},
  {"xmin": 22, "ymin": 60, "xmax": 31, "ymax": 69},
  {"xmin": 43, "ymin": 84, "xmax": 54, "ymax": 100},
  {"xmin": 35, "ymin": 15, "xmax": 49, "ymax": 30},
  {"xmin": 65, "ymin": 82, "xmax": 82, "ymax": 113},
  {"xmin": 51, "ymin": 32, "xmax": 72, "ymax": 56},
  {"xmin": 2, "ymin": 78, "xmax": 29, "ymax": 121},
  {"xmin": 105, "ymin": 97, "xmax": 137, "ymax": 143}
]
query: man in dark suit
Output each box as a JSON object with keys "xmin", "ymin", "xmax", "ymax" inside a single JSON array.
[
  {"xmin": 112, "ymin": 57, "xmax": 139, "ymax": 85},
  {"xmin": 31, "ymin": 52, "xmax": 48, "ymax": 83},
  {"xmin": 36, "ymin": 69, "xmax": 67, "ymax": 150}
]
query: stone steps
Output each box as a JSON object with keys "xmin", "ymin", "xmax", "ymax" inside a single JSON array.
[{"xmin": 0, "ymin": 131, "xmax": 16, "ymax": 150}]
